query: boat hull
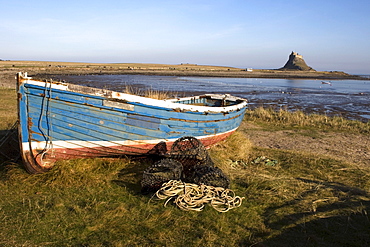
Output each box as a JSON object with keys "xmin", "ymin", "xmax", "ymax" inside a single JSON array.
[{"xmin": 17, "ymin": 73, "xmax": 247, "ymax": 173}]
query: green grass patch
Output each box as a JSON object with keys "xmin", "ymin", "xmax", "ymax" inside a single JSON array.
[{"xmin": 1, "ymin": 141, "xmax": 370, "ymax": 246}]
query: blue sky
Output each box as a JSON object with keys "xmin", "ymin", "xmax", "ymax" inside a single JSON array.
[{"xmin": 1, "ymin": 0, "xmax": 370, "ymax": 74}]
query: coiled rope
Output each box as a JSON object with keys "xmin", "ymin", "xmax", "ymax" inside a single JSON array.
[{"xmin": 154, "ymin": 180, "xmax": 244, "ymax": 212}]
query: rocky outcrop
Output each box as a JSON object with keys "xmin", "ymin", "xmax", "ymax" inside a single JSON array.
[{"xmin": 279, "ymin": 52, "xmax": 315, "ymax": 71}]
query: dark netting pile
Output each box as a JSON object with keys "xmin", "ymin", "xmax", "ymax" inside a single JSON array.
[
  {"xmin": 141, "ymin": 158, "xmax": 183, "ymax": 194},
  {"xmin": 141, "ymin": 136, "xmax": 230, "ymax": 193},
  {"xmin": 186, "ymin": 165, "xmax": 230, "ymax": 189}
]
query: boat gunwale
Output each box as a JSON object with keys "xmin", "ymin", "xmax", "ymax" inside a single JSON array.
[{"xmin": 17, "ymin": 72, "xmax": 248, "ymax": 114}]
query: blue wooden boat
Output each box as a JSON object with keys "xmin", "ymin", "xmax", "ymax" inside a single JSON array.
[{"xmin": 17, "ymin": 72, "xmax": 248, "ymax": 173}]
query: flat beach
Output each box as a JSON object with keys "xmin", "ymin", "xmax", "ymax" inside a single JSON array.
[{"xmin": 0, "ymin": 60, "xmax": 366, "ymax": 88}]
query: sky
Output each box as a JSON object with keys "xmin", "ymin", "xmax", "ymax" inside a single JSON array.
[{"xmin": 1, "ymin": 0, "xmax": 370, "ymax": 74}]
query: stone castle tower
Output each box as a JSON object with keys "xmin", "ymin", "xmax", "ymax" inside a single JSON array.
[{"xmin": 279, "ymin": 51, "xmax": 315, "ymax": 71}]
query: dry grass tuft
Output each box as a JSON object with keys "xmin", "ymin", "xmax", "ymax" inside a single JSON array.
[
  {"xmin": 209, "ymin": 131, "xmax": 252, "ymax": 177},
  {"xmin": 123, "ymin": 84, "xmax": 171, "ymax": 100},
  {"xmin": 245, "ymin": 107, "xmax": 370, "ymax": 134},
  {"xmin": 143, "ymin": 88, "xmax": 171, "ymax": 100}
]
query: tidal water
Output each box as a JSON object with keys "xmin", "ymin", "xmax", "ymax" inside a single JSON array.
[{"xmin": 55, "ymin": 74, "xmax": 370, "ymax": 122}]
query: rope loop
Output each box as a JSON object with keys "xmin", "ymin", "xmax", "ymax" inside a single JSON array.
[{"xmin": 155, "ymin": 180, "xmax": 244, "ymax": 212}]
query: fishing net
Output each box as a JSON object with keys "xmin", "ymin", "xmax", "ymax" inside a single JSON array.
[
  {"xmin": 141, "ymin": 158, "xmax": 183, "ymax": 193},
  {"xmin": 167, "ymin": 136, "xmax": 214, "ymax": 181},
  {"xmin": 141, "ymin": 136, "xmax": 230, "ymax": 192},
  {"xmin": 188, "ymin": 165, "xmax": 230, "ymax": 189}
]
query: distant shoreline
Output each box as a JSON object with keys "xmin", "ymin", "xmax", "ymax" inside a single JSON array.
[
  {"xmin": 0, "ymin": 61, "xmax": 368, "ymax": 89},
  {"xmin": 74, "ymin": 69, "xmax": 366, "ymax": 80}
]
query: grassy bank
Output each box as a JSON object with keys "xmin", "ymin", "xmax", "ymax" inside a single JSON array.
[
  {"xmin": 1, "ymin": 60, "xmax": 365, "ymax": 82},
  {"xmin": 245, "ymin": 107, "xmax": 370, "ymax": 134},
  {"xmin": 1, "ymin": 88, "xmax": 369, "ymax": 246}
]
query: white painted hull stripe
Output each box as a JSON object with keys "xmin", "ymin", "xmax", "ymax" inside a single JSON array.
[{"xmin": 22, "ymin": 128, "xmax": 237, "ymax": 151}]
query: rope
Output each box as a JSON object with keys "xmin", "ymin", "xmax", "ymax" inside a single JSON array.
[
  {"xmin": 154, "ymin": 180, "xmax": 244, "ymax": 212},
  {"xmin": 38, "ymin": 81, "xmax": 55, "ymax": 163}
]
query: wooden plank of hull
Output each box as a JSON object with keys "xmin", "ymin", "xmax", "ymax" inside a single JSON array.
[
  {"xmin": 17, "ymin": 72, "xmax": 247, "ymax": 173},
  {"xmin": 23, "ymin": 128, "xmax": 237, "ymax": 173}
]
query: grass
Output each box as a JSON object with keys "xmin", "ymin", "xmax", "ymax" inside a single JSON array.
[
  {"xmin": 245, "ymin": 107, "xmax": 370, "ymax": 134},
  {"xmin": 1, "ymin": 144, "xmax": 369, "ymax": 246},
  {"xmin": 2, "ymin": 61, "xmax": 362, "ymax": 81},
  {"xmin": 1, "ymin": 88, "xmax": 370, "ymax": 246},
  {"xmin": 123, "ymin": 84, "xmax": 172, "ymax": 100},
  {"xmin": 0, "ymin": 88, "xmax": 17, "ymax": 130},
  {"xmin": 0, "ymin": 60, "xmax": 241, "ymax": 72}
]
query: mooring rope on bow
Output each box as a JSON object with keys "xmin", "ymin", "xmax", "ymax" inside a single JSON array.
[{"xmin": 154, "ymin": 180, "xmax": 244, "ymax": 212}]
